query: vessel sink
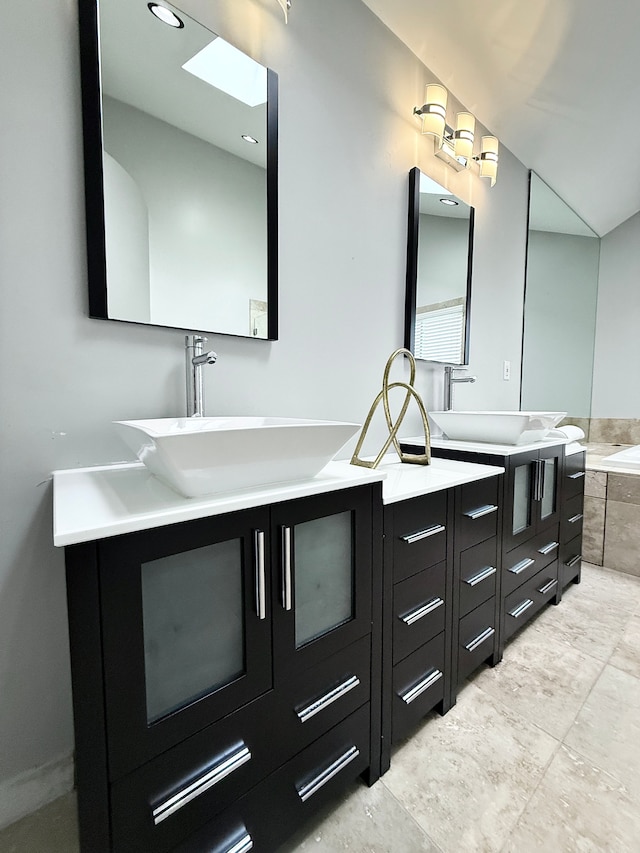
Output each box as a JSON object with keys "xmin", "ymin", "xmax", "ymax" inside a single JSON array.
[
  {"xmin": 114, "ymin": 417, "xmax": 360, "ymax": 498},
  {"xmin": 428, "ymin": 411, "xmax": 566, "ymax": 445}
]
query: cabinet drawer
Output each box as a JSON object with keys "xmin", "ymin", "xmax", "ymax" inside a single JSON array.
[
  {"xmin": 560, "ymin": 534, "xmax": 582, "ymax": 589},
  {"xmin": 502, "ymin": 526, "xmax": 560, "ymax": 596},
  {"xmin": 393, "ymin": 560, "xmax": 446, "ymax": 664},
  {"xmin": 392, "ymin": 632, "xmax": 445, "ymax": 743},
  {"xmin": 110, "ymin": 691, "xmax": 280, "ymax": 853},
  {"xmin": 456, "ymin": 477, "xmax": 500, "ymax": 551},
  {"xmin": 503, "ymin": 563, "xmax": 558, "ymax": 642},
  {"xmin": 276, "ymin": 635, "xmax": 371, "ymax": 755},
  {"xmin": 562, "ymin": 493, "xmax": 584, "ymax": 540},
  {"xmin": 564, "ymin": 452, "xmax": 586, "ymax": 499},
  {"xmin": 459, "ymin": 538, "xmax": 498, "ymax": 618},
  {"xmin": 457, "ymin": 597, "xmax": 496, "ymax": 684},
  {"xmin": 392, "ymin": 492, "xmax": 448, "ymax": 583}
]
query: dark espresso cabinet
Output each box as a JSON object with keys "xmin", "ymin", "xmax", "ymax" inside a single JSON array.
[{"xmin": 64, "ymin": 484, "xmax": 381, "ymax": 853}]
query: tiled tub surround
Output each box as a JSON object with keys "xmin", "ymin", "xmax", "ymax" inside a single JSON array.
[
  {"xmin": 560, "ymin": 417, "xmax": 640, "ymax": 444},
  {"xmin": 584, "ymin": 443, "xmax": 640, "ymax": 577}
]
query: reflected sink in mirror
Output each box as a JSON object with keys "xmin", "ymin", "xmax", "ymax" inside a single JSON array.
[
  {"xmin": 429, "ymin": 411, "xmax": 566, "ymax": 445},
  {"xmin": 114, "ymin": 417, "xmax": 360, "ymax": 498}
]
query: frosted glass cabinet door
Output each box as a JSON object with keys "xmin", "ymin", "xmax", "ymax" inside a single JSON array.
[
  {"xmin": 99, "ymin": 508, "xmax": 272, "ymax": 778},
  {"xmin": 271, "ymin": 488, "xmax": 373, "ymax": 676},
  {"xmin": 540, "ymin": 457, "xmax": 557, "ymax": 521},
  {"xmin": 512, "ymin": 462, "xmax": 532, "ymax": 536}
]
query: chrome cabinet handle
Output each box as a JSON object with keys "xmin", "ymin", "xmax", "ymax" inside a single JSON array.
[
  {"xmin": 296, "ymin": 676, "xmax": 360, "ymax": 723},
  {"xmin": 465, "ymin": 626, "xmax": 495, "ymax": 652},
  {"xmin": 538, "ymin": 541, "xmax": 559, "ymax": 556},
  {"xmin": 566, "ymin": 554, "xmax": 582, "ymax": 568},
  {"xmin": 509, "ymin": 599, "xmax": 534, "ymax": 619},
  {"xmin": 254, "ymin": 530, "xmax": 266, "ymax": 620},
  {"xmin": 226, "ymin": 834, "xmax": 254, "ymax": 853},
  {"xmin": 568, "ymin": 471, "xmax": 585, "ymax": 480},
  {"xmin": 538, "ymin": 578, "xmax": 558, "ymax": 595},
  {"xmin": 508, "ymin": 557, "xmax": 535, "ymax": 575},
  {"xmin": 463, "ymin": 504, "xmax": 498, "ymax": 520},
  {"xmin": 401, "ymin": 524, "xmax": 446, "ymax": 544},
  {"xmin": 534, "ymin": 459, "xmax": 544, "ymax": 502},
  {"xmin": 297, "ymin": 746, "xmax": 360, "ymax": 802},
  {"xmin": 152, "ymin": 744, "xmax": 251, "ymax": 825},
  {"xmin": 464, "ymin": 566, "xmax": 496, "ymax": 587},
  {"xmin": 401, "ymin": 597, "xmax": 444, "ymax": 625},
  {"xmin": 399, "ymin": 668, "xmax": 443, "ymax": 704},
  {"xmin": 281, "ymin": 525, "xmax": 292, "ymax": 611},
  {"xmin": 568, "ymin": 513, "xmax": 584, "ymax": 524}
]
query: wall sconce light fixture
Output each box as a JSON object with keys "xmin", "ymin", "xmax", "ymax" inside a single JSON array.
[
  {"xmin": 414, "ymin": 85, "xmax": 499, "ymax": 186},
  {"xmin": 277, "ymin": 0, "xmax": 292, "ymax": 22}
]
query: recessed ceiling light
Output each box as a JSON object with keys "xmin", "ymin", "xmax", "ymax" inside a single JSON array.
[
  {"xmin": 147, "ymin": 3, "xmax": 184, "ymax": 28},
  {"xmin": 241, "ymin": 135, "xmax": 259, "ymax": 144},
  {"xmin": 440, "ymin": 198, "xmax": 458, "ymax": 206},
  {"xmin": 182, "ymin": 37, "xmax": 267, "ymax": 107}
]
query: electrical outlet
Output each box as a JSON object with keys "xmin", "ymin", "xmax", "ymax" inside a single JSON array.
[{"xmin": 503, "ymin": 360, "xmax": 511, "ymax": 381}]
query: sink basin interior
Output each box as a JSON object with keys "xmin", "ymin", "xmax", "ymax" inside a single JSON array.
[
  {"xmin": 114, "ymin": 417, "xmax": 361, "ymax": 498},
  {"xmin": 429, "ymin": 411, "xmax": 566, "ymax": 445}
]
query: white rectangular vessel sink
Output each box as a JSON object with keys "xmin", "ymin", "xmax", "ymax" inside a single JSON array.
[
  {"xmin": 429, "ymin": 411, "xmax": 566, "ymax": 445},
  {"xmin": 114, "ymin": 417, "xmax": 361, "ymax": 498}
]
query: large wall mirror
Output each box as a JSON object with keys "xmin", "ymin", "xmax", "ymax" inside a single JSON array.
[
  {"xmin": 79, "ymin": 0, "xmax": 278, "ymax": 339},
  {"xmin": 404, "ymin": 168, "xmax": 474, "ymax": 365},
  {"xmin": 521, "ymin": 173, "xmax": 600, "ymax": 419}
]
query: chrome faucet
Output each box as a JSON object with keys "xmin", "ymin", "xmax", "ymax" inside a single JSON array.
[
  {"xmin": 443, "ymin": 365, "xmax": 476, "ymax": 411},
  {"xmin": 185, "ymin": 335, "xmax": 217, "ymax": 417}
]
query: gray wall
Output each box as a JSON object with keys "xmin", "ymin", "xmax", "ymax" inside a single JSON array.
[
  {"xmin": 417, "ymin": 214, "xmax": 469, "ymax": 307},
  {"xmin": 0, "ymin": 0, "xmax": 530, "ymax": 825},
  {"xmin": 591, "ymin": 211, "xmax": 640, "ymax": 417}
]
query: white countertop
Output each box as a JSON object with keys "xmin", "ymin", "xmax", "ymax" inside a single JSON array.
[
  {"xmin": 369, "ymin": 456, "xmax": 504, "ymax": 505},
  {"xmin": 402, "ymin": 435, "xmax": 572, "ymax": 457},
  {"xmin": 53, "ymin": 461, "xmax": 386, "ymax": 547}
]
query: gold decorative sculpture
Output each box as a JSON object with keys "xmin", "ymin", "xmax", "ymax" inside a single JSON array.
[{"xmin": 351, "ymin": 348, "xmax": 431, "ymax": 469}]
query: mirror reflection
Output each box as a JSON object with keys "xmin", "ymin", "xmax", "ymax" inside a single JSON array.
[
  {"xmin": 404, "ymin": 168, "xmax": 474, "ymax": 364},
  {"xmin": 80, "ymin": 0, "xmax": 277, "ymax": 338},
  {"xmin": 521, "ymin": 173, "xmax": 600, "ymax": 418}
]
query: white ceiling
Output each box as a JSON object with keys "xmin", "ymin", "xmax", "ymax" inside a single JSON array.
[{"xmin": 361, "ymin": 0, "xmax": 640, "ymax": 237}]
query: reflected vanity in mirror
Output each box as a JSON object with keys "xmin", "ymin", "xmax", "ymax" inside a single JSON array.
[
  {"xmin": 79, "ymin": 0, "xmax": 278, "ymax": 339},
  {"xmin": 521, "ymin": 173, "xmax": 600, "ymax": 420},
  {"xmin": 404, "ymin": 168, "xmax": 474, "ymax": 365}
]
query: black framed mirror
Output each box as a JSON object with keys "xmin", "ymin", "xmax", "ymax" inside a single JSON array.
[
  {"xmin": 404, "ymin": 167, "xmax": 474, "ymax": 364},
  {"xmin": 79, "ymin": 0, "xmax": 278, "ymax": 339}
]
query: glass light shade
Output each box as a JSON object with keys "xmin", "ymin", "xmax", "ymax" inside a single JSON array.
[
  {"xmin": 277, "ymin": 0, "xmax": 291, "ymax": 22},
  {"xmin": 420, "ymin": 84, "xmax": 448, "ymax": 142},
  {"xmin": 454, "ymin": 112, "xmax": 475, "ymax": 161},
  {"xmin": 479, "ymin": 136, "xmax": 499, "ymax": 186}
]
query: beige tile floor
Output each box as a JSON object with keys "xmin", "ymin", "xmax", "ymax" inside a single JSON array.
[{"xmin": 2, "ymin": 563, "xmax": 639, "ymax": 853}]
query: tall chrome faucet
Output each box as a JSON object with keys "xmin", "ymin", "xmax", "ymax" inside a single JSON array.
[
  {"xmin": 185, "ymin": 335, "xmax": 217, "ymax": 417},
  {"xmin": 443, "ymin": 365, "xmax": 476, "ymax": 411}
]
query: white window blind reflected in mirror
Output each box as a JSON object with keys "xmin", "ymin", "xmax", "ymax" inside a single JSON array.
[{"xmin": 415, "ymin": 301, "xmax": 465, "ymax": 362}]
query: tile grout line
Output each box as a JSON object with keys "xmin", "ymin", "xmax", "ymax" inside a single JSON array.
[{"xmin": 378, "ymin": 777, "xmax": 446, "ymax": 853}]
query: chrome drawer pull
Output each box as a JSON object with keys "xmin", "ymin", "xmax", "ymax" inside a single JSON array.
[
  {"xmin": 566, "ymin": 554, "xmax": 582, "ymax": 568},
  {"xmin": 281, "ymin": 526, "xmax": 292, "ymax": 611},
  {"xmin": 401, "ymin": 597, "xmax": 444, "ymax": 625},
  {"xmin": 254, "ymin": 530, "xmax": 266, "ymax": 620},
  {"xmin": 465, "ymin": 626, "xmax": 495, "ymax": 652},
  {"xmin": 509, "ymin": 599, "xmax": 534, "ymax": 619},
  {"xmin": 152, "ymin": 744, "xmax": 251, "ymax": 825},
  {"xmin": 538, "ymin": 579, "xmax": 558, "ymax": 595},
  {"xmin": 463, "ymin": 504, "xmax": 498, "ymax": 520},
  {"xmin": 226, "ymin": 833, "xmax": 254, "ymax": 853},
  {"xmin": 401, "ymin": 524, "xmax": 446, "ymax": 544},
  {"xmin": 399, "ymin": 668, "xmax": 443, "ymax": 704},
  {"xmin": 538, "ymin": 541, "xmax": 559, "ymax": 556},
  {"xmin": 508, "ymin": 557, "xmax": 535, "ymax": 575},
  {"xmin": 568, "ymin": 471, "xmax": 585, "ymax": 480},
  {"xmin": 464, "ymin": 566, "xmax": 496, "ymax": 587},
  {"xmin": 296, "ymin": 676, "xmax": 361, "ymax": 723},
  {"xmin": 568, "ymin": 513, "xmax": 584, "ymax": 524},
  {"xmin": 297, "ymin": 746, "xmax": 360, "ymax": 802}
]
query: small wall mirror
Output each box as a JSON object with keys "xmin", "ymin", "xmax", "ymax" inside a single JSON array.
[
  {"xmin": 521, "ymin": 173, "xmax": 600, "ymax": 420},
  {"xmin": 79, "ymin": 0, "xmax": 278, "ymax": 339},
  {"xmin": 404, "ymin": 168, "xmax": 474, "ymax": 364}
]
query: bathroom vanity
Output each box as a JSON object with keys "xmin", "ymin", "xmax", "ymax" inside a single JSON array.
[{"xmin": 54, "ymin": 439, "xmax": 583, "ymax": 852}]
